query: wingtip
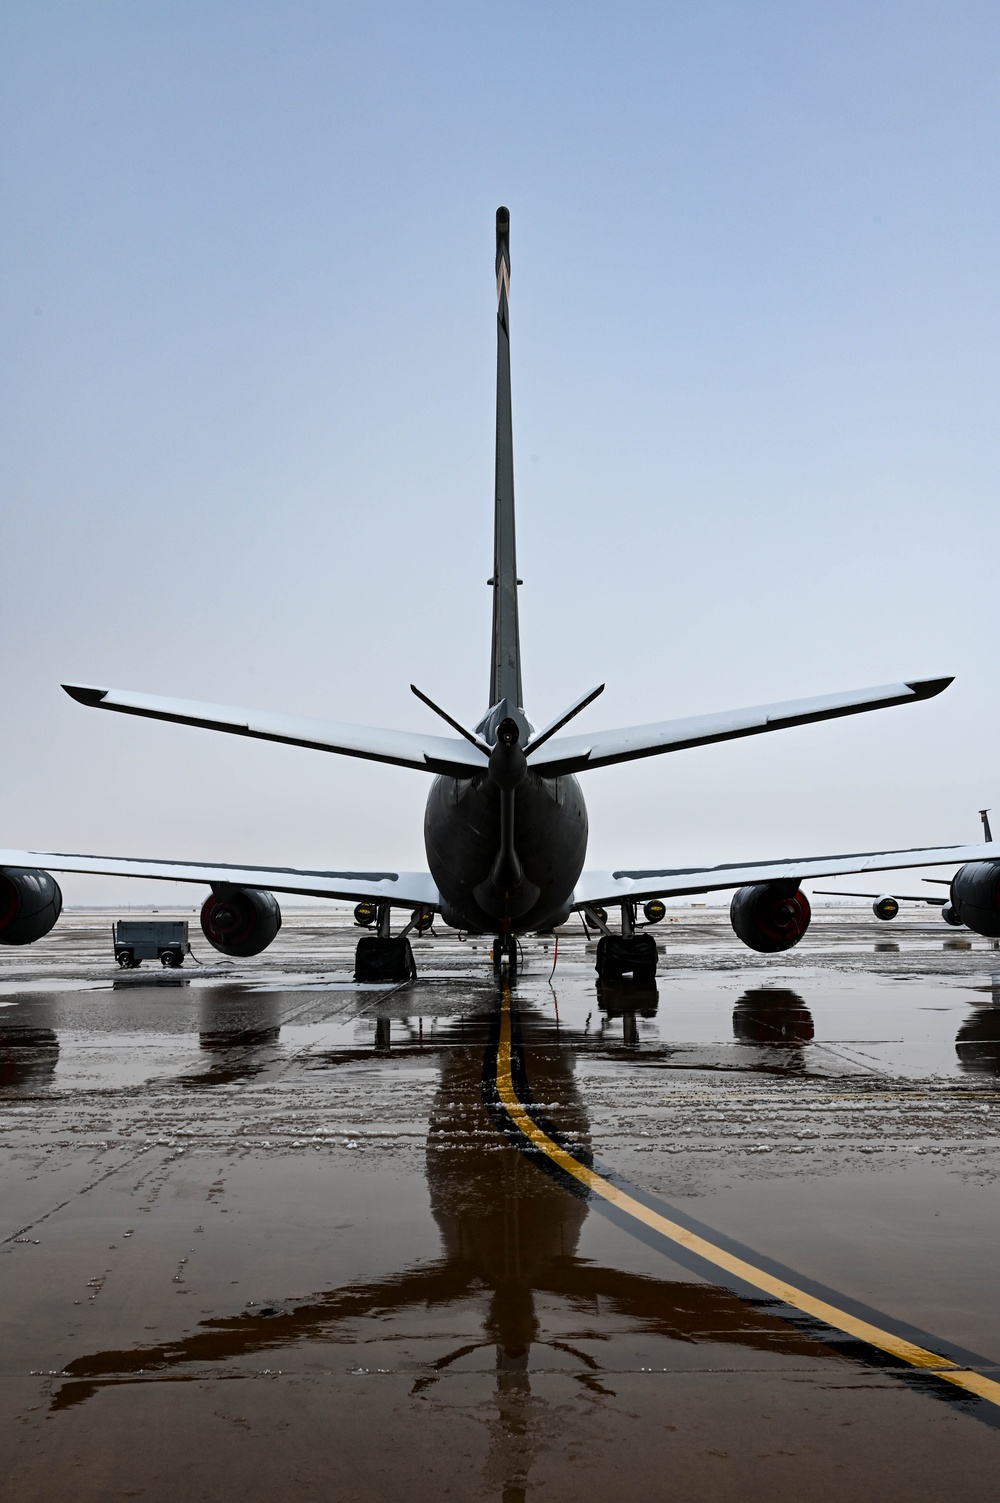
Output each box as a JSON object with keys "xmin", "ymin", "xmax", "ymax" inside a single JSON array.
[
  {"xmin": 906, "ymin": 676, "xmax": 954, "ymax": 700},
  {"xmin": 62, "ymin": 683, "xmax": 109, "ymax": 706}
]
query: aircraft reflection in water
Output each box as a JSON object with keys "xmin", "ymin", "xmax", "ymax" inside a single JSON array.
[
  {"xmin": 0, "ymin": 1000, "xmax": 58, "ymax": 1089},
  {"xmin": 596, "ymin": 981, "xmax": 659, "ymax": 1046},
  {"xmin": 733, "ymin": 989, "xmax": 815, "ymax": 1047},
  {"xmin": 956, "ymin": 981, "xmax": 1000, "ymax": 1075},
  {"xmin": 183, "ymin": 989, "xmax": 283, "ymax": 1087},
  {"xmin": 49, "ymin": 1002, "xmax": 834, "ymax": 1501}
]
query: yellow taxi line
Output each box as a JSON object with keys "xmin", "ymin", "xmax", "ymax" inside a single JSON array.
[{"xmin": 495, "ymin": 985, "xmax": 1000, "ymax": 1409}]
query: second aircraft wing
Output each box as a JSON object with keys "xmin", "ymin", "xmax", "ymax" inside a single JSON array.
[{"xmin": 573, "ymin": 840, "xmax": 993, "ymax": 907}]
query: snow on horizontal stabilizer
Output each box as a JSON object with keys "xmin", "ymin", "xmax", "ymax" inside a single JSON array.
[
  {"xmin": 530, "ymin": 677, "xmax": 953, "ymax": 777},
  {"xmin": 61, "ymin": 684, "xmax": 488, "ymax": 779}
]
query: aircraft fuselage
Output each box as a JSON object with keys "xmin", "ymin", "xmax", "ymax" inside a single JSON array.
[{"xmin": 423, "ymin": 771, "xmax": 588, "ymax": 934}]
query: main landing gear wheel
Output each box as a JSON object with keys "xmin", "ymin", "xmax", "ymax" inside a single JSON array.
[
  {"xmin": 354, "ymin": 936, "xmax": 416, "ymax": 983},
  {"xmin": 594, "ymin": 933, "xmax": 658, "ymax": 984}
]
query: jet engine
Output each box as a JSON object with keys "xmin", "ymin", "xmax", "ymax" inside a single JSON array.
[
  {"xmin": 730, "ymin": 881, "xmax": 811, "ymax": 953},
  {"xmin": 947, "ymin": 861, "xmax": 1000, "ymax": 937},
  {"xmin": 941, "ymin": 901, "xmax": 964, "ymax": 927},
  {"xmin": 873, "ymin": 895, "xmax": 899, "ymax": 921},
  {"xmin": 0, "ymin": 867, "xmax": 63, "ymax": 946},
  {"xmin": 200, "ymin": 887, "xmax": 282, "ymax": 957},
  {"xmin": 354, "ymin": 902, "xmax": 377, "ymax": 927},
  {"xmin": 643, "ymin": 899, "xmax": 666, "ymax": 924}
]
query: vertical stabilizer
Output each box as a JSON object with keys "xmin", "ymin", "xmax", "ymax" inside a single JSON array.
[{"xmin": 490, "ymin": 206, "xmax": 523, "ymax": 710}]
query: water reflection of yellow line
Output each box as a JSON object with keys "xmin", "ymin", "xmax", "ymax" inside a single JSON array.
[{"xmin": 495, "ymin": 983, "xmax": 1000, "ymax": 1412}]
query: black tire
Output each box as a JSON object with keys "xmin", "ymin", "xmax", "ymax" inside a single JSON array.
[
  {"xmin": 594, "ymin": 937, "xmax": 621, "ymax": 979},
  {"xmin": 116, "ymin": 951, "xmax": 136, "ymax": 969},
  {"xmin": 160, "ymin": 950, "xmax": 182, "ymax": 969},
  {"xmin": 354, "ymin": 936, "xmax": 416, "ymax": 984}
]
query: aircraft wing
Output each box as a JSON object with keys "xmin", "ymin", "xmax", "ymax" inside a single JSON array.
[
  {"xmin": 573, "ymin": 841, "xmax": 995, "ymax": 907},
  {"xmin": 529, "ymin": 677, "xmax": 952, "ymax": 777},
  {"xmin": 0, "ymin": 848, "xmax": 441, "ymax": 909},
  {"xmin": 813, "ymin": 889, "xmax": 947, "ymax": 905},
  {"xmin": 62, "ymin": 685, "xmax": 488, "ymax": 780}
]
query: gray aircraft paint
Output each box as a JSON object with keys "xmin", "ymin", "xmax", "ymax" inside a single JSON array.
[
  {"xmin": 8, "ymin": 210, "xmax": 978, "ymax": 941},
  {"xmin": 427, "ymin": 208, "xmax": 586, "ymax": 933}
]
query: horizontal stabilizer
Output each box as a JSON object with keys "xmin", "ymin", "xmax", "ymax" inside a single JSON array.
[
  {"xmin": 0, "ymin": 847, "xmax": 441, "ymax": 909},
  {"xmin": 530, "ymin": 677, "xmax": 953, "ymax": 777},
  {"xmin": 574, "ymin": 841, "xmax": 995, "ymax": 908},
  {"xmin": 62, "ymin": 685, "xmax": 488, "ymax": 779}
]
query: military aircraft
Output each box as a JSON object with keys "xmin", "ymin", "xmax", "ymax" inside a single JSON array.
[
  {"xmin": 815, "ymin": 811, "xmax": 994, "ymax": 924},
  {"xmin": 3, "ymin": 208, "xmax": 998, "ymax": 981}
]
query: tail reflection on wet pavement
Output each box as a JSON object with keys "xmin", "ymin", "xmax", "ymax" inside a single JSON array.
[
  {"xmin": 50, "ymin": 996, "xmax": 829, "ymax": 1503},
  {"xmin": 9, "ymin": 913, "xmax": 1000, "ymax": 1498}
]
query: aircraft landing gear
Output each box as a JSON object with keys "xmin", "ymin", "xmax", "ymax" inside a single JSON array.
[
  {"xmin": 355, "ymin": 937, "xmax": 416, "ymax": 982},
  {"xmin": 354, "ymin": 903, "xmax": 417, "ymax": 983},
  {"xmin": 594, "ymin": 900, "xmax": 658, "ymax": 983},
  {"xmin": 594, "ymin": 934, "xmax": 657, "ymax": 983},
  {"xmin": 492, "ymin": 934, "xmax": 518, "ymax": 982}
]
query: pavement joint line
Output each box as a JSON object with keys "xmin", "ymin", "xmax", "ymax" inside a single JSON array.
[
  {"xmin": 1, "ymin": 1146, "xmax": 166, "ymax": 1245},
  {"xmin": 494, "ymin": 981, "xmax": 1000, "ymax": 1417}
]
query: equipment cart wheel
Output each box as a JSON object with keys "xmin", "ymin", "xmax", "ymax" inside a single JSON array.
[
  {"xmin": 160, "ymin": 949, "xmax": 183, "ymax": 968},
  {"xmin": 116, "ymin": 950, "xmax": 137, "ymax": 969}
]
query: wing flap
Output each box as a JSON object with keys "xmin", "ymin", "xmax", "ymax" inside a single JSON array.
[
  {"xmin": 62, "ymin": 685, "xmax": 488, "ymax": 779},
  {"xmin": 0, "ymin": 848, "xmax": 440, "ymax": 908},
  {"xmin": 574, "ymin": 841, "xmax": 994, "ymax": 907},
  {"xmin": 531, "ymin": 677, "xmax": 952, "ymax": 776}
]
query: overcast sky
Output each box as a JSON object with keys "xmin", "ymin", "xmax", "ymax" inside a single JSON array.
[{"xmin": 3, "ymin": 2, "xmax": 999, "ymax": 907}]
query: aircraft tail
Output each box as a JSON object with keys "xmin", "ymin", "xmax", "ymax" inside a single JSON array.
[{"xmin": 489, "ymin": 206, "xmax": 523, "ymax": 711}]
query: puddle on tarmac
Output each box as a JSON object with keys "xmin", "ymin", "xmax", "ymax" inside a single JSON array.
[{"xmin": 5, "ymin": 916, "xmax": 1000, "ymax": 1499}]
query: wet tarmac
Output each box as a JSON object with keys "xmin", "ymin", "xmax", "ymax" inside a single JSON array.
[{"xmin": 4, "ymin": 906, "xmax": 1000, "ymax": 1500}]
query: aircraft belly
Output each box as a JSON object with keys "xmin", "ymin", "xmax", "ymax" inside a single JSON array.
[{"xmin": 423, "ymin": 772, "xmax": 587, "ymax": 932}]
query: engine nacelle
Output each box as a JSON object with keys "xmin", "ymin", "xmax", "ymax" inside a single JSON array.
[
  {"xmin": 873, "ymin": 895, "xmax": 899, "ymax": 921},
  {"xmin": 0, "ymin": 867, "xmax": 63, "ymax": 946},
  {"xmin": 643, "ymin": 899, "xmax": 666, "ymax": 924},
  {"xmin": 730, "ymin": 881, "xmax": 811, "ymax": 953},
  {"xmin": 941, "ymin": 901, "xmax": 964, "ymax": 927},
  {"xmin": 948, "ymin": 861, "xmax": 1000, "ymax": 936},
  {"xmin": 200, "ymin": 887, "xmax": 282, "ymax": 957},
  {"xmin": 354, "ymin": 902, "xmax": 377, "ymax": 928}
]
